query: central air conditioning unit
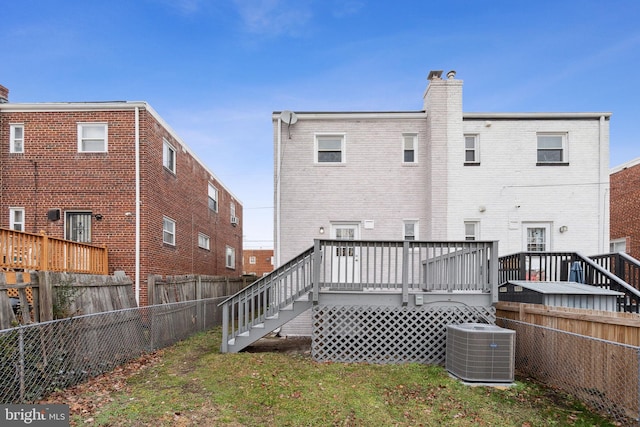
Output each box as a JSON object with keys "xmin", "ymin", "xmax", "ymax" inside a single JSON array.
[{"xmin": 446, "ymin": 323, "xmax": 515, "ymax": 383}]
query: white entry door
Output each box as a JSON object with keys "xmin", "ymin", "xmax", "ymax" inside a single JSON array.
[{"xmin": 331, "ymin": 223, "xmax": 360, "ymax": 284}]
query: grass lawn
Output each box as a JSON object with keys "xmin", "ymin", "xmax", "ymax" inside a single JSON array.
[{"xmin": 43, "ymin": 327, "xmax": 621, "ymax": 426}]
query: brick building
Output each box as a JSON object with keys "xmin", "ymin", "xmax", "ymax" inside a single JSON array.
[
  {"xmin": 242, "ymin": 249, "xmax": 274, "ymax": 277},
  {"xmin": 274, "ymin": 70, "xmax": 611, "ymax": 265},
  {"xmin": 610, "ymin": 157, "xmax": 640, "ymax": 259},
  {"xmin": 0, "ymin": 84, "xmax": 243, "ymax": 305}
]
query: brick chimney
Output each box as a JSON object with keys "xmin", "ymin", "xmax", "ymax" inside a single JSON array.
[{"xmin": 0, "ymin": 85, "xmax": 8, "ymax": 103}]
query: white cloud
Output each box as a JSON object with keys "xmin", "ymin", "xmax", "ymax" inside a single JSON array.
[{"xmin": 233, "ymin": 0, "xmax": 313, "ymax": 36}]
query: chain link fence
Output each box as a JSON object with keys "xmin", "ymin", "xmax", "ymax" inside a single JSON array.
[
  {"xmin": 0, "ymin": 298, "xmax": 225, "ymax": 403},
  {"xmin": 498, "ymin": 318, "xmax": 640, "ymax": 425}
]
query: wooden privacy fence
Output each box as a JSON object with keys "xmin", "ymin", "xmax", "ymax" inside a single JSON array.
[
  {"xmin": 0, "ymin": 228, "xmax": 108, "ymax": 275},
  {"xmin": 496, "ymin": 301, "xmax": 640, "ymax": 346}
]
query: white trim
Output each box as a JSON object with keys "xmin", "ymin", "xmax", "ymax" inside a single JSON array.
[
  {"xmin": 522, "ymin": 222, "xmax": 552, "ymax": 252},
  {"xmin": 162, "ymin": 216, "xmax": 176, "ymax": 246},
  {"xmin": 611, "ymin": 156, "xmax": 640, "ymax": 174},
  {"xmin": 402, "ymin": 133, "xmax": 418, "ymax": 164},
  {"xmin": 162, "ymin": 138, "xmax": 177, "ymax": 173},
  {"xmin": 10, "ymin": 124, "xmax": 24, "ymax": 153},
  {"xmin": 77, "ymin": 122, "xmax": 108, "ymax": 153},
  {"xmin": 314, "ymin": 133, "xmax": 346, "ymax": 164},
  {"xmin": 9, "ymin": 207, "xmax": 25, "ymax": 231},
  {"xmin": 198, "ymin": 232, "xmax": 210, "ymax": 250}
]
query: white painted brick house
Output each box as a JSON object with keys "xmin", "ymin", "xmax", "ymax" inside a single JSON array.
[{"xmin": 273, "ymin": 70, "xmax": 610, "ymax": 266}]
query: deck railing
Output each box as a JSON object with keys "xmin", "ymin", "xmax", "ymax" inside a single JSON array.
[
  {"xmin": 498, "ymin": 251, "xmax": 640, "ymax": 313},
  {"xmin": 590, "ymin": 252, "xmax": 640, "ymax": 291},
  {"xmin": 0, "ymin": 228, "xmax": 108, "ymax": 275},
  {"xmin": 220, "ymin": 240, "xmax": 499, "ymax": 351}
]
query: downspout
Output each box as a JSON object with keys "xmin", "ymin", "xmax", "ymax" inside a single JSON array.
[
  {"xmin": 275, "ymin": 117, "xmax": 282, "ymax": 266},
  {"xmin": 135, "ymin": 107, "xmax": 141, "ymax": 306},
  {"xmin": 599, "ymin": 115, "xmax": 607, "ymax": 253}
]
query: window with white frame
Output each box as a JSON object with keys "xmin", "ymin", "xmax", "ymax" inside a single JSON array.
[
  {"xmin": 525, "ymin": 225, "xmax": 548, "ymax": 251},
  {"xmin": 163, "ymin": 139, "xmax": 176, "ymax": 173},
  {"xmin": 163, "ymin": 216, "xmax": 176, "ymax": 246},
  {"xmin": 464, "ymin": 221, "xmax": 479, "ymax": 241},
  {"xmin": 610, "ymin": 238, "xmax": 627, "ymax": 253},
  {"xmin": 230, "ymin": 201, "xmax": 236, "ymax": 221},
  {"xmin": 315, "ymin": 134, "xmax": 345, "ymax": 163},
  {"xmin": 537, "ymin": 134, "xmax": 567, "ymax": 164},
  {"xmin": 464, "ymin": 134, "xmax": 479, "ymax": 164},
  {"xmin": 65, "ymin": 211, "xmax": 92, "ymax": 243},
  {"xmin": 226, "ymin": 246, "xmax": 236, "ymax": 269},
  {"xmin": 403, "ymin": 220, "xmax": 418, "ymax": 241},
  {"xmin": 249, "ymin": 256, "xmax": 256, "ymax": 264},
  {"xmin": 78, "ymin": 123, "xmax": 108, "ymax": 152},
  {"xmin": 9, "ymin": 208, "xmax": 25, "ymax": 231},
  {"xmin": 208, "ymin": 183, "xmax": 218, "ymax": 212},
  {"xmin": 198, "ymin": 233, "xmax": 210, "ymax": 250},
  {"xmin": 10, "ymin": 124, "xmax": 24, "ymax": 153},
  {"xmin": 403, "ymin": 134, "xmax": 417, "ymax": 163}
]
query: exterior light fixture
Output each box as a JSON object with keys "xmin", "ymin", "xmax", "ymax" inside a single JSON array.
[
  {"xmin": 319, "ymin": 226, "xmax": 325, "ymax": 234},
  {"xmin": 559, "ymin": 226, "xmax": 568, "ymax": 233}
]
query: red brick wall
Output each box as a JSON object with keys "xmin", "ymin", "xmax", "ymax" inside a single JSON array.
[
  {"xmin": 610, "ymin": 163, "xmax": 640, "ymax": 259},
  {"xmin": 0, "ymin": 105, "xmax": 242, "ymax": 306},
  {"xmin": 242, "ymin": 249, "xmax": 274, "ymax": 276}
]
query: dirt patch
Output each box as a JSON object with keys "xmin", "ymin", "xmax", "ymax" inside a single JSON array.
[{"xmin": 243, "ymin": 335, "xmax": 312, "ymax": 355}]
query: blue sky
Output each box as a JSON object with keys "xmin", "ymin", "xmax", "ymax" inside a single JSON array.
[{"xmin": 3, "ymin": 0, "xmax": 639, "ymax": 250}]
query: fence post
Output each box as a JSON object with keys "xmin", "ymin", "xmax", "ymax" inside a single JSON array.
[
  {"xmin": 402, "ymin": 241, "xmax": 409, "ymax": 306},
  {"xmin": 38, "ymin": 271, "xmax": 53, "ymax": 322},
  {"xmin": 147, "ymin": 274, "xmax": 156, "ymax": 306}
]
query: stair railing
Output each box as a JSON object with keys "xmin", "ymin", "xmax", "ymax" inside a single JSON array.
[{"xmin": 220, "ymin": 246, "xmax": 315, "ymax": 352}]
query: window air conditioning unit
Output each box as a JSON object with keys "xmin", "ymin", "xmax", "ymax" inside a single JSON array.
[
  {"xmin": 446, "ymin": 323, "xmax": 515, "ymax": 383},
  {"xmin": 230, "ymin": 216, "xmax": 239, "ymax": 226}
]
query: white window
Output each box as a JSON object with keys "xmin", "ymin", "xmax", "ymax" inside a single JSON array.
[
  {"xmin": 249, "ymin": 256, "xmax": 256, "ymax": 264},
  {"xmin": 403, "ymin": 220, "xmax": 418, "ymax": 241},
  {"xmin": 65, "ymin": 212, "xmax": 92, "ymax": 243},
  {"xmin": 10, "ymin": 124, "xmax": 24, "ymax": 153},
  {"xmin": 464, "ymin": 135, "xmax": 479, "ymax": 164},
  {"xmin": 163, "ymin": 139, "xmax": 176, "ymax": 173},
  {"xmin": 198, "ymin": 233, "xmax": 210, "ymax": 250},
  {"xmin": 315, "ymin": 134, "xmax": 345, "ymax": 163},
  {"xmin": 9, "ymin": 208, "xmax": 25, "ymax": 231},
  {"xmin": 208, "ymin": 183, "xmax": 218, "ymax": 212},
  {"xmin": 524, "ymin": 224, "xmax": 550, "ymax": 252},
  {"xmin": 403, "ymin": 134, "xmax": 417, "ymax": 163},
  {"xmin": 464, "ymin": 221, "xmax": 479, "ymax": 241},
  {"xmin": 226, "ymin": 246, "xmax": 236, "ymax": 269},
  {"xmin": 537, "ymin": 134, "xmax": 567, "ymax": 164},
  {"xmin": 163, "ymin": 216, "xmax": 176, "ymax": 246},
  {"xmin": 78, "ymin": 123, "xmax": 107, "ymax": 152},
  {"xmin": 610, "ymin": 238, "xmax": 627, "ymax": 253},
  {"xmin": 230, "ymin": 201, "xmax": 236, "ymax": 221}
]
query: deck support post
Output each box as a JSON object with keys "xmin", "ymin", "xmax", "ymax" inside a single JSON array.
[
  {"xmin": 402, "ymin": 241, "xmax": 409, "ymax": 306},
  {"xmin": 312, "ymin": 239, "xmax": 321, "ymax": 305},
  {"xmin": 221, "ymin": 303, "xmax": 229, "ymax": 353}
]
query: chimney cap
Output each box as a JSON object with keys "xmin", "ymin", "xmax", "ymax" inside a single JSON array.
[
  {"xmin": 427, "ymin": 70, "xmax": 443, "ymax": 80},
  {"xmin": 447, "ymin": 70, "xmax": 457, "ymax": 79}
]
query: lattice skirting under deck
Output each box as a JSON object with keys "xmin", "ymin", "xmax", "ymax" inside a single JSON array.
[{"xmin": 311, "ymin": 305, "xmax": 496, "ymax": 364}]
